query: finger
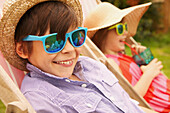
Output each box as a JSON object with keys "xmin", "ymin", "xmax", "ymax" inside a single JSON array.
[
  {"xmin": 156, "ymin": 61, "xmax": 162, "ymax": 65},
  {"xmin": 135, "ymin": 45, "xmax": 146, "ymax": 54},
  {"xmin": 152, "ymin": 58, "xmax": 158, "ymax": 62},
  {"xmin": 140, "ymin": 65, "xmax": 146, "ymax": 71},
  {"xmin": 159, "ymin": 65, "xmax": 163, "ymax": 70},
  {"xmin": 148, "ymin": 58, "xmax": 157, "ymax": 65},
  {"xmin": 131, "ymin": 44, "xmax": 136, "ymax": 49},
  {"xmin": 135, "ymin": 45, "xmax": 139, "ymax": 54},
  {"xmin": 148, "ymin": 58, "xmax": 159, "ymax": 66},
  {"xmin": 131, "ymin": 45, "xmax": 139, "ymax": 53},
  {"xmin": 138, "ymin": 46, "xmax": 146, "ymax": 53}
]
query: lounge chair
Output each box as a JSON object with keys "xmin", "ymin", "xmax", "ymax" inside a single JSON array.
[
  {"xmin": 0, "ymin": 51, "xmax": 36, "ymax": 113},
  {"xmin": 0, "ymin": 0, "xmax": 151, "ymax": 112}
]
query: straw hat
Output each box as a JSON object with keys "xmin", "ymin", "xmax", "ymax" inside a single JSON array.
[
  {"xmin": 0, "ymin": 0, "xmax": 83, "ymax": 71},
  {"xmin": 84, "ymin": 2, "xmax": 151, "ymax": 38}
]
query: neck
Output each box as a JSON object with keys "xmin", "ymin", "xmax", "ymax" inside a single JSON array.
[
  {"xmin": 68, "ymin": 74, "xmax": 82, "ymax": 81},
  {"xmin": 103, "ymin": 49, "xmax": 119, "ymax": 56}
]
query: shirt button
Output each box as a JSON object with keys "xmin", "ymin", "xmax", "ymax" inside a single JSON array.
[
  {"xmin": 110, "ymin": 96, "xmax": 115, "ymax": 102},
  {"xmin": 86, "ymin": 103, "xmax": 92, "ymax": 108},
  {"xmin": 65, "ymin": 79, "xmax": 71, "ymax": 83},
  {"xmin": 81, "ymin": 84, "xmax": 87, "ymax": 88}
]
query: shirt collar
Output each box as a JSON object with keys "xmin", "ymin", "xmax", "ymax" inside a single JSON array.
[{"xmin": 26, "ymin": 58, "xmax": 85, "ymax": 81}]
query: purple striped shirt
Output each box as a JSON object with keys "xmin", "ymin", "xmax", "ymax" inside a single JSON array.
[{"xmin": 21, "ymin": 56, "xmax": 144, "ymax": 113}]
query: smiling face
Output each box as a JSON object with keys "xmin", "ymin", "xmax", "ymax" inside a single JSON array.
[
  {"xmin": 103, "ymin": 23, "xmax": 128, "ymax": 55},
  {"xmin": 21, "ymin": 27, "xmax": 81, "ymax": 78},
  {"xmin": 15, "ymin": 1, "xmax": 81, "ymax": 75}
]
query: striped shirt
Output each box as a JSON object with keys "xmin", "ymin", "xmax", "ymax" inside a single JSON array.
[{"xmin": 21, "ymin": 56, "xmax": 144, "ymax": 113}]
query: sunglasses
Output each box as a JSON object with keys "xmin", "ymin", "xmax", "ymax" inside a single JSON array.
[
  {"xmin": 23, "ymin": 27, "xmax": 87, "ymax": 54},
  {"xmin": 108, "ymin": 23, "xmax": 127, "ymax": 35}
]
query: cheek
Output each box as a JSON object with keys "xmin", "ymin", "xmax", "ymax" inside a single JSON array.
[
  {"xmin": 28, "ymin": 41, "xmax": 48, "ymax": 63},
  {"xmin": 75, "ymin": 47, "xmax": 81, "ymax": 55},
  {"xmin": 105, "ymin": 33, "xmax": 118, "ymax": 47}
]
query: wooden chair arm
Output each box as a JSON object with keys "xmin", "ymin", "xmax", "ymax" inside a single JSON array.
[
  {"xmin": 6, "ymin": 101, "xmax": 28, "ymax": 113},
  {"xmin": 0, "ymin": 65, "xmax": 36, "ymax": 113}
]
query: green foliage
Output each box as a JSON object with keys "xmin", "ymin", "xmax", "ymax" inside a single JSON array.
[
  {"xmin": 141, "ymin": 32, "xmax": 170, "ymax": 48},
  {"xmin": 102, "ymin": 0, "xmax": 127, "ymax": 8},
  {"xmin": 101, "ymin": 0, "xmax": 150, "ymax": 8},
  {"xmin": 0, "ymin": 100, "xmax": 5, "ymax": 113},
  {"xmin": 134, "ymin": 3, "xmax": 163, "ymax": 42}
]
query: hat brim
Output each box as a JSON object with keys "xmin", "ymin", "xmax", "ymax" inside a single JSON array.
[
  {"xmin": 84, "ymin": 2, "xmax": 151, "ymax": 38},
  {"xmin": 0, "ymin": 0, "xmax": 83, "ymax": 71}
]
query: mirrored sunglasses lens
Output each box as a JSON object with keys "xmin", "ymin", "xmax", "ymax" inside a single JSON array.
[
  {"xmin": 117, "ymin": 24, "xmax": 123, "ymax": 34},
  {"xmin": 72, "ymin": 30, "xmax": 85, "ymax": 47},
  {"xmin": 45, "ymin": 35, "xmax": 64, "ymax": 53}
]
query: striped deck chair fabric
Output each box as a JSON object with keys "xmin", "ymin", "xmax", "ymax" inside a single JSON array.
[
  {"xmin": 0, "ymin": 1, "xmax": 36, "ymax": 112},
  {"xmin": 0, "ymin": 0, "xmax": 25, "ymax": 88},
  {"xmin": 0, "ymin": 51, "xmax": 25, "ymax": 88}
]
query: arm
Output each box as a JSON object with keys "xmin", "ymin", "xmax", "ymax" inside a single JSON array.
[{"xmin": 131, "ymin": 45, "xmax": 163, "ymax": 96}]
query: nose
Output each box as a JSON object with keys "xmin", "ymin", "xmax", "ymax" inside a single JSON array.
[
  {"xmin": 123, "ymin": 30, "xmax": 128, "ymax": 36},
  {"xmin": 61, "ymin": 39, "xmax": 75, "ymax": 53}
]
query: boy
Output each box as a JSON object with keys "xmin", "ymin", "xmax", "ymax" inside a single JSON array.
[{"xmin": 0, "ymin": 0, "xmax": 157, "ymax": 112}]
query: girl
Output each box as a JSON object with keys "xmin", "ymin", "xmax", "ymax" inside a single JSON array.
[{"xmin": 84, "ymin": 2, "xmax": 170, "ymax": 113}]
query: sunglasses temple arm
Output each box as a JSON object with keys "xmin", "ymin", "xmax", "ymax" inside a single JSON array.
[
  {"xmin": 108, "ymin": 26, "xmax": 116, "ymax": 30},
  {"xmin": 23, "ymin": 35, "xmax": 44, "ymax": 41}
]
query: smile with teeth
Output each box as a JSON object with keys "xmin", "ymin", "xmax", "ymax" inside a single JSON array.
[{"xmin": 54, "ymin": 60, "xmax": 73, "ymax": 65}]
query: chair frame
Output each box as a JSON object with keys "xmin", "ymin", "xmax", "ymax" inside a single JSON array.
[{"xmin": 0, "ymin": 65, "xmax": 36, "ymax": 113}]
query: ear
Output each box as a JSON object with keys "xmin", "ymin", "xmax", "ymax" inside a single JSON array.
[{"xmin": 16, "ymin": 42, "xmax": 28, "ymax": 59}]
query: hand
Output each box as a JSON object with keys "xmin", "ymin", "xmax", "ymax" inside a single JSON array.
[
  {"xmin": 131, "ymin": 44, "xmax": 147, "ymax": 55},
  {"xmin": 140, "ymin": 58, "xmax": 163, "ymax": 79}
]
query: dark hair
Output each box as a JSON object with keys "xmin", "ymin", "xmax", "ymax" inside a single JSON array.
[
  {"xmin": 91, "ymin": 27, "xmax": 109, "ymax": 52},
  {"xmin": 15, "ymin": 1, "xmax": 78, "ymax": 55},
  {"xmin": 92, "ymin": 20, "xmax": 125, "ymax": 53}
]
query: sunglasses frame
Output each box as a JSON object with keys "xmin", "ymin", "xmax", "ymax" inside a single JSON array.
[
  {"xmin": 108, "ymin": 23, "xmax": 127, "ymax": 35},
  {"xmin": 23, "ymin": 27, "xmax": 87, "ymax": 54}
]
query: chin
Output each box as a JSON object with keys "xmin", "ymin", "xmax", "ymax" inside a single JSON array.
[
  {"xmin": 120, "ymin": 47, "xmax": 125, "ymax": 51},
  {"xmin": 117, "ymin": 48, "xmax": 125, "ymax": 52}
]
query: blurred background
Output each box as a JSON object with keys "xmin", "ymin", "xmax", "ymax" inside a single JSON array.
[
  {"xmin": 0, "ymin": 0, "xmax": 170, "ymax": 112},
  {"xmin": 102, "ymin": 0, "xmax": 170, "ymax": 77}
]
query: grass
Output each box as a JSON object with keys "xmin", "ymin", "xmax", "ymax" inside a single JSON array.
[
  {"xmin": 141, "ymin": 32, "xmax": 170, "ymax": 78},
  {"xmin": 150, "ymin": 47, "xmax": 170, "ymax": 77},
  {"xmin": 0, "ymin": 100, "xmax": 5, "ymax": 113}
]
